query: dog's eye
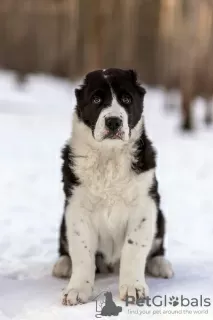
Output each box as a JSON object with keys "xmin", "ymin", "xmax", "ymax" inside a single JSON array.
[
  {"xmin": 121, "ymin": 94, "xmax": 132, "ymax": 105},
  {"xmin": 92, "ymin": 95, "xmax": 102, "ymax": 104}
]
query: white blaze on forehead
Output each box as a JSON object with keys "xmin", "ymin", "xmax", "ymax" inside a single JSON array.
[
  {"xmin": 92, "ymin": 70, "xmax": 130, "ymax": 142},
  {"xmin": 109, "ymin": 96, "xmax": 127, "ymax": 120},
  {"xmin": 102, "ymin": 69, "xmax": 107, "ymax": 78},
  {"xmin": 102, "ymin": 69, "xmax": 108, "ymax": 81}
]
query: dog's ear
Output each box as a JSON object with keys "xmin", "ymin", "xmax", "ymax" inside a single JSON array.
[
  {"xmin": 75, "ymin": 80, "xmax": 87, "ymax": 119},
  {"xmin": 128, "ymin": 69, "xmax": 138, "ymax": 83},
  {"xmin": 75, "ymin": 79, "xmax": 87, "ymax": 103},
  {"xmin": 75, "ymin": 72, "xmax": 92, "ymax": 103},
  {"xmin": 127, "ymin": 69, "xmax": 146, "ymax": 97},
  {"xmin": 75, "ymin": 87, "xmax": 83, "ymax": 103}
]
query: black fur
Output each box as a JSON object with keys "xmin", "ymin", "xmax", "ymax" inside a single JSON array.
[
  {"xmin": 59, "ymin": 145, "xmax": 79, "ymax": 257},
  {"xmin": 75, "ymin": 70, "xmax": 112, "ymax": 131},
  {"xmin": 149, "ymin": 176, "xmax": 166, "ymax": 258},
  {"xmin": 61, "ymin": 144, "xmax": 80, "ymax": 198},
  {"xmin": 131, "ymin": 128, "xmax": 156, "ymax": 174},
  {"xmin": 59, "ymin": 213, "xmax": 69, "ymax": 256}
]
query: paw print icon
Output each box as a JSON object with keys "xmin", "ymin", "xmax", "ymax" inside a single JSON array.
[{"xmin": 169, "ymin": 296, "xmax": 179, "ymax": 307}]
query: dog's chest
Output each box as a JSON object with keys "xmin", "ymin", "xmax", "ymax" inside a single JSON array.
[
  {"xmin": 73, "ymin": 146, "xmax": 153, "ymax": 263},
  {"xmin": 75, "ymin": 147, "xmax": 138, "ymax": 205},
  {"xmin": 73, "ymin": 148, "xmax": 137, "ymax": 261}
]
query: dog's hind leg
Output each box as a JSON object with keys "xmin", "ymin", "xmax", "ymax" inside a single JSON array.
[
  {"xmin": 52, "ymin": 213, "xmax": 72, "ymax": 278},
  {"xmin": 53, "ymin": 255, "xmax": 72, "ymax": 278},
  {"xmin": 146, "ymin": 245, "xmax": 173, "ymax": 279},
  {"xmin": 146, "ymin": 210, "xmax": 173, "ymax": 279}
]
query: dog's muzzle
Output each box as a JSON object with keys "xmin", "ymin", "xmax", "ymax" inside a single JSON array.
[{"xmin": 104, "ymin": 117, "xmax": 123, "ymax": 139}]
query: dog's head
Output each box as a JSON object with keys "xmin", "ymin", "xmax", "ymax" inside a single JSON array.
[{"xmin": 75, "ymin": 68, "xmax": 146, "ymax": 143}]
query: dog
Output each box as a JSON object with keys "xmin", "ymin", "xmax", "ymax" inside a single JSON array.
[{"xmin": 52, "ymin": 68, "xmax": 174, "ymax": 306}]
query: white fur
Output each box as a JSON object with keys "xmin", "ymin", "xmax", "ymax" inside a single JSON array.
[
  {"xmin": 146, "ymin": 256, "xmax": 174, "ymax": 279},
  {"xmin": 52, "ymin": 255, "xmax": 71, "ymax": 278},
  {"xmin": 94, "ymin": 97, "xmax": 129, "ymax": 142},
  {"xmin": 62, "ymin": 113, "xmax": 158, "ymax": 305}
]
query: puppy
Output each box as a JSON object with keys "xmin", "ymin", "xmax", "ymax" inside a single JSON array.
[{"xmin": 53, "ymin": 68, "xmax": 173, "ymax": 306}]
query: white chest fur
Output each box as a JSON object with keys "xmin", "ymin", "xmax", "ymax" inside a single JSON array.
[{"xmin": 69, "ymin": 138, "xmax": 154, "ymax": 264}]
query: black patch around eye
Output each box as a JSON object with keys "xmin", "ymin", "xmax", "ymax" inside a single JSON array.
[
  {"xmin": 119, "ymin": 92, "xmax": 132, "ymax": 105},
  {"xmin": 121, "ymin": 94, "xmax": 132, "ymax": 105},
  {"xmin": 90, "ymin": 90, "xmax": 104, "ymax": 105},
  {"xmin": 92, "ymin": 95, "xmax": 102, "ymax": 104}
]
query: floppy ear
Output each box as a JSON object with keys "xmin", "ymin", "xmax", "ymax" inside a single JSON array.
[
  {"xmin": 128, "ymin": 69, "xmax": 146, "ymax": 97},
  {"xmin": 75, "ymin": 73, "xmax": 90, "ymax": 103},
  {"xmin": 75, "ymin": 87, "xmax": 83, "ymax": 103},
  {"xmin": 128, "ymin": 69, "xmax": 138, "ymax": 83}
]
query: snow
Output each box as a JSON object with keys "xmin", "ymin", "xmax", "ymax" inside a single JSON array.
[{"xmin": 0, "ymin": 71, "xmax": 212, "ymax": 320}]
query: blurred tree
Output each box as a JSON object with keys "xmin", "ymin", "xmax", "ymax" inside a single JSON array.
[{"xmin": 0, "ymin": 0, "xmax": 212, "ymax": 129}]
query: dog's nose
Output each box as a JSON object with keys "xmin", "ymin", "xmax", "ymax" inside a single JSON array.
[{"xmin": 105, "ymin": 117, "xmax": 122, "ymax": 132}]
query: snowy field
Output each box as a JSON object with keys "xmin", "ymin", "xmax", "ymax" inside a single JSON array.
[{"xmin": 0, "ymin": 70, "xmax": 213, "ymax": 320}]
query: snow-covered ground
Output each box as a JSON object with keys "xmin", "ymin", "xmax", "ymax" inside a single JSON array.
[{"xmin": 0, "ymin": 71, "xmax": 212, "ymax": 320}]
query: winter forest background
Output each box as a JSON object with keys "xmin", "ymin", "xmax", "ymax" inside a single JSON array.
[
  {"xmin": 1, "ymin": 0, "xmax": 213, "ymax": 129},
  {"xmin": 0, "ymin": 1, "xmax": 213, "ymax": 319}
]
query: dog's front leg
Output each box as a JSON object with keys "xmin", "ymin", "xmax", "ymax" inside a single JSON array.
[
  {"xmin": 119, "ymin": 199, "xmax": 157, "ymax": 302},
  {"xmin": 62, "ymin": 200, "xmax": 97, "ymax": 306}
]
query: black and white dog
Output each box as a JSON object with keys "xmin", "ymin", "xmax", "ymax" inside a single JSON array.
[{"xmin": 53, "ymin": 68, "xmax": 173, "ymax": 306}]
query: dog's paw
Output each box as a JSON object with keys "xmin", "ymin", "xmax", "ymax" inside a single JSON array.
[
  {"xmin": 52, "ymin": 255, "xmax": 72, "ymax": 278},
  {"xmin": 146, "ymin": 256, "xmax": 174, "ymax": 279},
  {"xmin": 119, "ymin": 281, "xmax": 149, "ymax": 302},
  {"xmin": 62, "ymin": 282, "xmax": 93, "ymax": 306}
]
